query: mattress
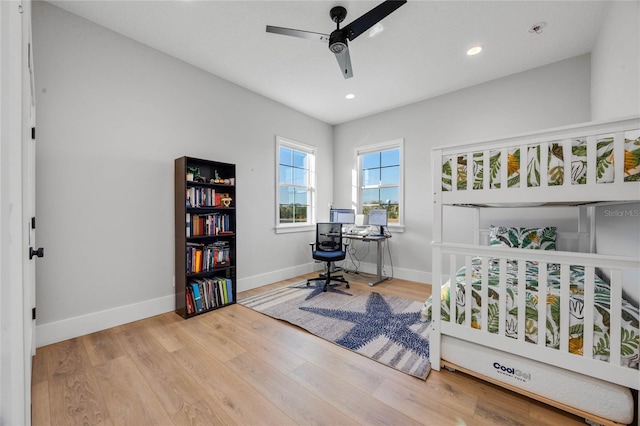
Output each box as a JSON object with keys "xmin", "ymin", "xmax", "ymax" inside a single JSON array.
[
  {"xmin": 441, "ymin": 130, "xmax": 640, "ymax": 191},
  {"xmin": 420, "ymin": 257, "xmax": 640, "ymax": 368},
  {"xmin": 440, "ymin": 335, "xmax": 634, "ymax": 424}
]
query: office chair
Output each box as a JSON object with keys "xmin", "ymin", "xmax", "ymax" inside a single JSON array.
[{"xmin": 307, "ymin": 223, "xmax": 350, "ymax": 292}]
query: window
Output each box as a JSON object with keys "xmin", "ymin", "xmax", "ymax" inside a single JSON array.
[
  {"xmin": 357, "ymin": 140, "xmax": 403, "ymax": 227},
  {"xmin": 276, "ymin": 136, "xmax": 316, "ymax": 231}
]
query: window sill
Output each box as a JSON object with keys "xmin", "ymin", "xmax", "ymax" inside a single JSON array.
[{"xmin": 275, "ymin": 224, "xmax": 315, "ymax": 234}]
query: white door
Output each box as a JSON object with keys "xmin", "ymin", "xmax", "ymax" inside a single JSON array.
[
  {"xmin": 0, "ymin": 0, "xmax": 32, "ymax": 424},
  {"xmin": 23, "ymin": 0, "xmax": 37, "ymax": 357}
]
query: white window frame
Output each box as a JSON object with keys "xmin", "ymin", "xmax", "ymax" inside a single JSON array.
[
  {"xmin": 355, "ymin": 138, "xmax": 404, "ymax": 232},
  {"xmin": 275, "ymin": 136, "xmax": 316, "ymax": 233}
]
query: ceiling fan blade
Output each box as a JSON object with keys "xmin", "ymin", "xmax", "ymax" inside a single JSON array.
[
  {"xmin": 266, "ymin": 25, "xmax": 330, "ymax": 42},
  {"xmin": 342, "ymin": 0, "xmax": 407, "ymax": 41},
  {"xmin": 334, "ymin": 48, "xmax": 353, "ymax": 79}
]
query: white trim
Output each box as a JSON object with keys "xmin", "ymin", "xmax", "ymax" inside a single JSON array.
[
  {"xmin": 275, "ymin": 135, "xmax": 316, "ymax": 230},
  {"xmin": 274, "ymin": 224, "xmax": 314, "ymax": 234},
  {"xmin": 32, "ymin": 260, "xmax": 432, "ymax": 348},
  {"xmin": 36, "ymin": 262, "xmax": 323, "ymax": 346},
  {"xmin": 236, "ymin": 262, "xmax": 318, "ymax": 292},
  {"xmin": 345, "ymin": 261, "xmax": 429, "ymax": 283},
  {"xmin": 36, "ymin": 295, "xmax": 175, "ymax": 347}
]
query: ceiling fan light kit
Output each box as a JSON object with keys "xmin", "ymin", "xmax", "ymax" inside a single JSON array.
[
  {"xmin": 266, "ymin": 0, "xmax": 407, "ymax": 79},
  {"xmin": 329, "ymin": 32, "xmax": 348, "ymax": 54}
]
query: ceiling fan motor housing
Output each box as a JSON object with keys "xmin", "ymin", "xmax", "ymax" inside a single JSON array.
[{"xmin": 329, "ymin": 30, "xmax": 348, "ymax": 53}]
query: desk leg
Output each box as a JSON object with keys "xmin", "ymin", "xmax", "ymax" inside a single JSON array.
[{"xmin": 369, "ymin": 239, "xmax": 386, "ymax": 286}]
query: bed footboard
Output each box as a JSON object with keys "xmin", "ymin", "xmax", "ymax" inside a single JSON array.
[{"xmin": 428, "ymin": 243, "xmax": 640, "ymax": 391}]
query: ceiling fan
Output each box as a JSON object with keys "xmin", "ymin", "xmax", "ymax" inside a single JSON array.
[{"xmin": 266, "ymin": 0, "xmax": 407, "ymax": 79}]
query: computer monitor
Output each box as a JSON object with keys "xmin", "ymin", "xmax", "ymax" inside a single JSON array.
[
  {"xmin": 367, "ymin": 209, "xmax": 387, "ymax": 235},
  {"xmin": 330, "ymin": 208, "xmax": 355, "ymax": 224}
]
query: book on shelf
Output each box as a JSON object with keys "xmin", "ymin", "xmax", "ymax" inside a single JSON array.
[
  {"xmin": 186, "ymin": 213, "xmax": 233, "ymax": 237},
  {"xmin": 186, "ymin": 241, "xmax": 230, "ymax": 274},
  {"xmin": 225, "ymin": 278, "xmax": 233, "ymax": 303},
  {"xmin": 221, "ymin": 279, "xmax": 228, "ymax": 304},
  {"xmin": 186, "ymin": 286, "xmax": 195, "ymax": 314},
  {"xmin": 185, "ymin": 277, "xmax": 234, "ymax": 314},
  {"xmin": 187, "ymin": 186, "xmax": 216, "ymax": 208},
  {"xmin": 191, "ymin": 282, "xmax": 203, "ymax": 313}
]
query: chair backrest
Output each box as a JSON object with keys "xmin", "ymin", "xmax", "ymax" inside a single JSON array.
[{"xmin": 316, "ymin": 223, "xmax": 343, "ymax": 252}]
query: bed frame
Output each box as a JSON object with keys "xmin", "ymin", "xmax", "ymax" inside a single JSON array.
[{"xmin": 430, "ymin": 116, "xmax": 640, "ymax": 425}]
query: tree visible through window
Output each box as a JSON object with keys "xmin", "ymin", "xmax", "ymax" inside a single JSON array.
[
  {"xmin": 359, "ymin": 144, "xmax": 401, "ymax": 224},
  {"xmin": 277, "ymin": 138, "xmax": 315, "ymax": 226}
]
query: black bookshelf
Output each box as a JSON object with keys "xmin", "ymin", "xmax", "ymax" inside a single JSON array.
[{"xmin": 174, "ymin": 157, "xmax": 236, "ymax": 318}]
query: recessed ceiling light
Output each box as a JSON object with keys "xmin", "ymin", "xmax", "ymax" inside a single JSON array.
[
  {"xmin": 345, "ymin": 93, "xmax": 355, "ymax": 100},
  {"xmin": 466, "ymin": 45, "xmax": 483, "ymax": 56}
]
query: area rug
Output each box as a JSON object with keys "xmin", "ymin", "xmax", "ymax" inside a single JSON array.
[{"xmin": 239, "ymin": 282, "xmax": 431, "ymax": 380}]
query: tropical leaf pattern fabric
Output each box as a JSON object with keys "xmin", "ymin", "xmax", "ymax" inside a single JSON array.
[
  {"xmin": 489, "ymin": 225, "xmax": 557, "ymax": 250},
  {"xmin": 420, "ymin": 257, "xmax": 640, "ymax": 369},
  {"xmin": 442, "ymin": 156, "xmax": 452, "ymax": 191},
  {"xmin": 548, "ymin": 141, "xmax": 565, "ymax": 186},
  {"xmin": 441, "ymin": 130, "xmax": 640, "ymax": 191},
  {"xmin": 624, "ymin": 131, "xmax": 640, "ymax": 182}
]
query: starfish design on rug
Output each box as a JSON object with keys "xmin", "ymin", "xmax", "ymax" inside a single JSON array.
[
  {"xmin": 299, "ymin": 292, "xmax": 429, "ymax": 358},
  {"xmin": 289, "ymin": 282, "xmax": 352, "ymax": 301}
]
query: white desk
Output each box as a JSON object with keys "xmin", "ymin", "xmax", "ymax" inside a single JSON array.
[{"xmin": 343, "ymin": 234, "xmax": 391, "ymax": 286}]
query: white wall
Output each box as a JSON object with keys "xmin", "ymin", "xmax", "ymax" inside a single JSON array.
[
  {"xmin": 333, "ymin": 55, "xmax": 592, "ymax": 282},
  {"xmin": 591, "ymin": 0, "xmax": 640, "ymax": 120},
  {"xmin": 32, "ymin": 2, "xmax": 333, "ymax": 346}
]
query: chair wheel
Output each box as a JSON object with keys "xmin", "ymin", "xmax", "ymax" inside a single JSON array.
[{"xmin": 346, "ymin": 284, "xmax": 350, "ymax": 288}]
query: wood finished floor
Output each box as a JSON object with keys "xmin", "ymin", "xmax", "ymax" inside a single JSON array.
[{"xmin": 31, "ymin": 272, "xmax": 587, "ymax": 425}]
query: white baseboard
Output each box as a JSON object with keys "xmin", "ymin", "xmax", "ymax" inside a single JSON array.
[
  {"xmin": 36, "ymin": 263, "xmax": 430, "ymax": 347},
  {"xmin": 341, "ymin": 261, "xmax": 431, "ymax": 285},
  {"xmin": 236, "ymin": 262, "xmax": 317, "ymax": 292},
  {"xmin": 36, "ymin": 294, "xmax": 174, "ymax": 348}
]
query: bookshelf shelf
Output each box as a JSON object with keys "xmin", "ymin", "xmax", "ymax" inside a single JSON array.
[{"xmin": 175, "ymin": 156, "xmax": 236, "ymax": 318}]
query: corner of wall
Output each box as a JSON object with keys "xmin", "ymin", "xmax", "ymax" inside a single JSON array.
[{"xmin": 591, "ymin": 1, "xmax": 640, "ymax": 120}]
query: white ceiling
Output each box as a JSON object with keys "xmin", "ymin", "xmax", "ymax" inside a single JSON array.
[{"xmin": 46, "ymin": 0, "xmax": 611, "ymax": 125}]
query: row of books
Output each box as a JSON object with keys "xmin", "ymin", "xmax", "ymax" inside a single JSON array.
[
  {"xmin": 186, "ymin": 241, "xmax": 231, "ymax": 274},
  {"xmin": 186, "ymin": 186, "xmax": 221, "ymax": 208},
  {"xmin": 186, "ymin": 213, "xmax": 233, "ymax": 237},
  {"xmin": 186, "ymin": 277, "xmax": 233, "ymax": 315}
]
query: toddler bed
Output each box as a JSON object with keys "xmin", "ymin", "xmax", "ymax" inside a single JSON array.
[{"xmin": 428, "ymin": 117, "xmax": 640, "ymax": 425}]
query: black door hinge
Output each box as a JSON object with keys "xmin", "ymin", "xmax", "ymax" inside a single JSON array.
[
  {"xmin": 32, "ymin": 307, "xmax": 36, "ymax": 320},
  {"xmin": 31, "ymin": 217, "xmax": 36, "ymax": 229},
  {"xmin": 31, "ymin": 127, "xmax": 35, "ymax": 140}
]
